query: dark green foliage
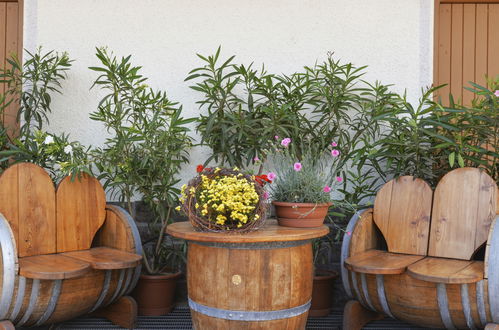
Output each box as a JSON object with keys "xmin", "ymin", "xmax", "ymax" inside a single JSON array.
[{"xmin": 89, "ymin": 47, "xmax": 194, "ymax": 274}]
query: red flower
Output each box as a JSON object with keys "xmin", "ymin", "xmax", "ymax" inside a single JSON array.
[
  {"xmin": 255, "ymin": 175, "xmax": 272, "ymax": 186},
  {"xmin": 196, "ymin": 165, "xmax": 204, "ymax": 173}
]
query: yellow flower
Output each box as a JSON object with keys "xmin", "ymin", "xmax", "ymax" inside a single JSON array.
[{"xmin": 175, "ymin": 206, "xmax": 181, "ymax": 211}]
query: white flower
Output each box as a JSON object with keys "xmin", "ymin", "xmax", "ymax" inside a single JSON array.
[
  {"xmin": 44, "ymin": 136, "xmax": 54, "ymax": 144},
  {"xmin": 64, "ymin": 145, "xmax": 73, "ymax": 155}
]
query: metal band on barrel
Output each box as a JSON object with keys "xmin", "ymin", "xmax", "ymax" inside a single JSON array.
[
  {"xmin": 35, "ymin": 279, "xmax": 62, "ymax": 326},
  {"xmin": 16, "ymin": 279, "xmax": 40, "ymax": 327},
  {"xmin": 376, "ymin": 274, "xmax": 394, "ymax": 318},
  {"xmin": 341, "ymin": 210, "xmax": 365, "ymax": 298},
  {"xmin": 460, "ymin": 283, "xmax": 476, "ymax": 330},
  {"xmin": 476, "ymin": 280, "xmax": 487, "ymax": 327},
  {"xmin": 188, "ymin": 297, "xmax": 310, "ymax": 321},
  {"xmin": 89, "ymin": 270, "xmax": 112, "ymax": 313},
  {"xmin": 487, "ymin": 216, "xmax": 499, "ymax": 323},
  {"xmin": 190, "ymin": 240, "xmax": 310, "ymax": 250},
  {"xmin": 9, "ymin": 276, "xmax": 26, "ymax": 321},
  {"xmin": 106, "ymin": 205, "xmax": 143, "ymax": 293},
  {"xmin": 0, "ymin": 215, "xmax": 17, "ymax": 320},
  {"xmin": 437, "ymin": 283, "xmax": 456, "ymax": 330},
  {"xmin": 360, "ymin": 273, "xmax": 375, "ymax": 311}
]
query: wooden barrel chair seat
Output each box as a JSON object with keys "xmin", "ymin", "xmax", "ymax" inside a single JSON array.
[
  {"xmin": 341, "ymin": 168, "xmax": 498, "ymax": 330},
  {"xmin": 407, "ymin": 257, "xmax": 484, "ymax": 284},
  {"xmin": 344, "ymin": 249, "xmax": 423, "ymax": 275},
  {"xmin": 0, "ymin": 163, "xmax": 143, "ymax": 328}
]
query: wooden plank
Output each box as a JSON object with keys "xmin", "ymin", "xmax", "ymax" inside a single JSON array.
[
  {"xmin": 17, "ymin": 163, "xmax": 57, "ymax": 257},
  {"xmin": 476, "ymin": 4, "xmax": 489, "ymax": 87},
  {"xmin": 442, "ymin": 0, "xmax": 499, "ymax": 3},
  {"xmin": 344, "ymin": 250, "xmax": 424, "ymax": 275},
  {"xmin": 56, "ymin": 174, "xmax": 106, "ymax": 253},
  {"xmin": 438, "ymin": 4, "xmax": 453, "ymax": 102},
  {"xmin": 451, "ymin": 4, "xmax": 464, "ymax": 102},
  {"xmin": 488, "ymin": 4, "xmax": 499, "ymax": 79},
  {"xmin": 429, "ymin": 168, "xmax": 497, "ymax": 260},
  {"xmin": 4, "ymin": 2, "xmax": 19, "ymax": 137},
  {"xmin": 167, "ymin": 219, "xmax": 329, "ymax": 243},
  {"xmin": 407, "ymin": 257, "xmax": 483, "ymax": 284},
  {"xmin": 462, "ymin": 4, "xmax": 476, "ymax": 105},
  {"xmin": 0, "ymin": 164, "xmax": 19, "ymax": 244},
  {"xmin": 62, "ymin": 247, "xmax": 142, "ymax": 270},
  {"xmin": 475, "ymin": 171, "xmax": 498, "ymax": 249},
  {"xmin": 373, "ymin": 176, "xmax": 433, "ymax": 255},
  {"xmin": 19, "ymin": 254, "xmax": 91, "ymax": 280}
]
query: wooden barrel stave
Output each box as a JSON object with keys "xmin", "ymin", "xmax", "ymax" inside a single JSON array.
[
  {"xmin": 348, "ymin": 269, "xmax": 495, "ymax": 329},
  {"xmin": 188, "ymin": 241, "xmax": 313, "ymax": 329},
  {"xmin": 0, "ymin": 266, "xmax": 140, "ymax": 327}
]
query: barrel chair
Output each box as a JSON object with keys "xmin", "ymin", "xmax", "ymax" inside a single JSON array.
[
  {"xmin": 341, "ymin": 167, "xmax": 498, "ymax": 329},
  {"xmin": 0, "ymin": 163, "xmax": 142, "ymax": 329}
]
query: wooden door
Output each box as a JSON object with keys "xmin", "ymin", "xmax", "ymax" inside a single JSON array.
[
  {"xmin": 434, "ymin": 0, "xmax": 499, "ymax": 104},
  {"xmin": 0, "ymin": 0, "xmax": 22, "ymax": 135}
]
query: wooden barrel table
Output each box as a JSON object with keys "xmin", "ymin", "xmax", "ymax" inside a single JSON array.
[{"xmin": 167, "ymin": 220, "xmax": 328, "ymax": 330}]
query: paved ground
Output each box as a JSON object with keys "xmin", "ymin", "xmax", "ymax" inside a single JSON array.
[{"xmin": 54, "ymin": 306, "xmax": 433, "ymax": 329}]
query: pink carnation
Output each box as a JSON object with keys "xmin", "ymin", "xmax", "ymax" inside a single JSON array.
[
  {"xmin": 275, "ymin": 135, "xmax": 279, "ymax": 140},
  {"xmin": 267, "ymin": 172, "xmax": 277, "ymax": 181},
  {"xmin": 331, "ymin": 149, "xmax": 340, "ymax": 157},
  {"xmin": 281, "ymin": 138, "xmax": 291, "ymax": 147},
  {"xmin": 336, "ymin": 176, "xmax": 343, "ymax": 183},
  {"xmin": 253, "ymin": 156, "xmax": 260, "ymax": 161},
  {"xmin": 495, "ymin": 90, "xmax": 499, "ymax": 97},
  {"xmin": 293, "ymin": 162, "xmax": 302, "ymax": 171},
  {"xmin": 323, "ymin": 186, "xmax": 331, "ymax": 193},
  {"xmin": 331, "ymin": 141, "xmax": 338, "ymax": 147}
]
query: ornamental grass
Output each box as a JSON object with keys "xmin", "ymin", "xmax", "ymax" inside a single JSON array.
[{"xmin": 178, "ymin": 167, "xmax": 268, "ymax": 232}]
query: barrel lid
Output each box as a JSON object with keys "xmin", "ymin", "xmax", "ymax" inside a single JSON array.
[{"xmin": 166, "ymin": 219, "xmax": 329, "ymax": 243}]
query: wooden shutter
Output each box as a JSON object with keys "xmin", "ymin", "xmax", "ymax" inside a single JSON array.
[
  {"xmin": 434, "ymin": 0, "xmax": 499, "ymax": 104},
  {"xmin": 0, "ymin": 0, "xmax": 22, "ymax": 135}
]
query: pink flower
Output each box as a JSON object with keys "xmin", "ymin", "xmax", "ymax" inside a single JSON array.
[
  {"xmin": 274, "ymin": 135, "xmax": 279, "ymax": 140},
  {"xmin": 331, "ymin": 141, "xmax": 338, "ymax": 147},
  {"xmin": 281, "ymin": 138, "xmax": 291, "ymax": 147},
  {"xmin": 346, "ymin": 231, "xmax": 352, "ymax": 236},
  {"xmin": 336, "ymin": 176, "xmax": 343, "ymax": 183},
  {"xmin": 323, "ymin": 186, "xmax": 331, "ymax": 193},
  {"xmin": 495, "ymin": 90, "xmax": 499, "ymax": 97},
  {"xmin": 293, "ymin": 162, "xmax": 302, "ymax": 171},
  {"xmin": 331, "ymin": 149, "xmax": 340, "ymax": 157},
  {"xmin": 267, "ymin": 172, "xmax": 276, "ymax": 181},
  {"xmin": 253, "ymin": 156, "xmax": 260, "ymax": 162},
  {"xmin": 263, "ymin": 191, "xmax": 270, "ymax": 199}
]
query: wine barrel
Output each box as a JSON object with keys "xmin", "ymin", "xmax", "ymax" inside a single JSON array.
[
  {"xmin": 341, "ymin": 208, "xmax": 499, "ymax": 329},
  {"xmin": 167, "ymin": 220, "xmax": 329, "ymax": 330},
  {"xmin": 0, "ymin": 205, "xmax": 142, "ymax": 327}
]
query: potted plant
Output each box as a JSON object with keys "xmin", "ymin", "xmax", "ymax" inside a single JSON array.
[
  {"xmin": 267, "ymin": 138, "xmax": 343, "ymax": 228},
  {"xmin": 89, "ymin": 48, "xmax": 194, "ymax": 315},
  {"xmin": 309, "ymin": 234, "xmax": 338, "ymax": 317},
  {"xmin": 177, "ymin": 166, "xmax": 269, "ymax": 232}
]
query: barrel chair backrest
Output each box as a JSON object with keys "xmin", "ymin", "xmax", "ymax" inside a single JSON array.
[
  {"xmin": 0, "ymin": 163, "xmax": 106, "ymax": 257},
  {"xmin": 428, "ymin": 167, "xmax": 497, "ymax": 260},
  {"xmin": 0, "ymin": 163, "xmax": 57, "ymax": 257},
  {"xmin": 373, "ymin": 176, "xmax": 433, "ymax": 255},
  {"xmin": 56, "ymin": 171, "xmax": 106, "ymax": 252}
]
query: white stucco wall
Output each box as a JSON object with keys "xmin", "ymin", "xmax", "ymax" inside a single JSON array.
[{"xmin": 23, "ymin": 0, "xmax": 434, "ymax": 184}]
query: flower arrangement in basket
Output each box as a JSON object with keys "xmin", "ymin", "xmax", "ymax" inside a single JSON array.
[{"xmin": 177, "ymin": 166, "xmax": 270, "ymax": 232}]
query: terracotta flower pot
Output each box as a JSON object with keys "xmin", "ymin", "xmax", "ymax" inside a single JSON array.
[
  {"xmin": 272, "ymin": 201, "xmax": 332, "ymax": 228},
  {"xmin": 309, "ymin": 269, "xmax": 338, "ymax": 317},
  {"xmin": 132, "ymin": 272, "xmax": 182, "ymax": 316}
]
